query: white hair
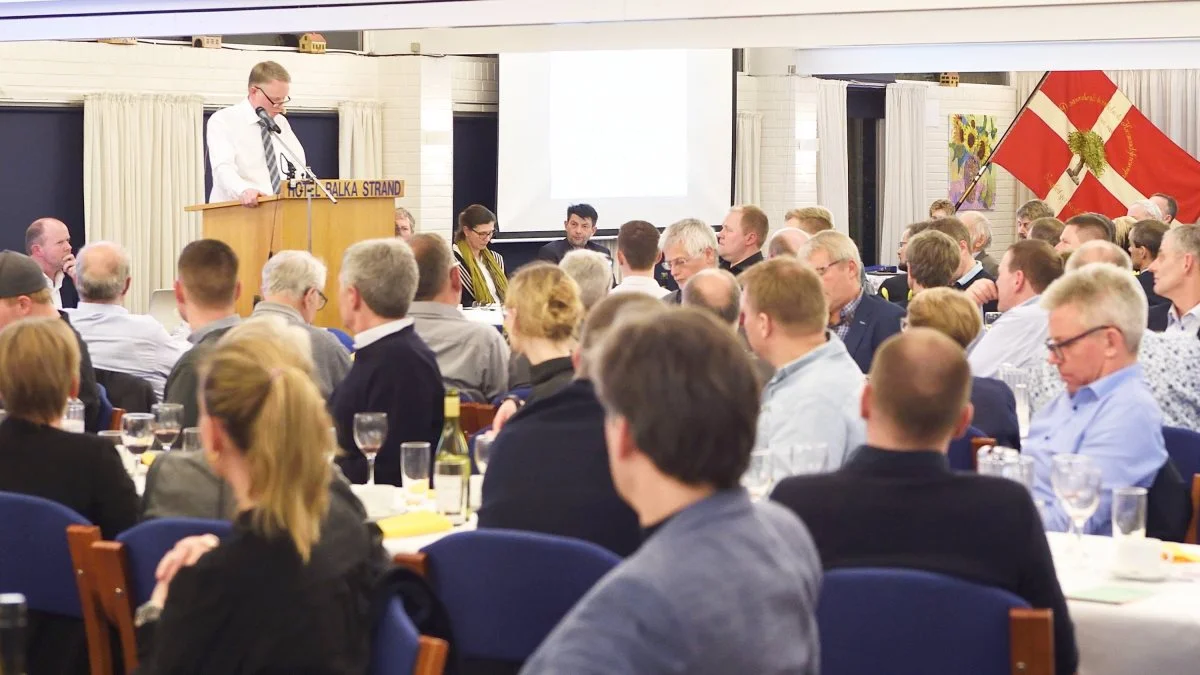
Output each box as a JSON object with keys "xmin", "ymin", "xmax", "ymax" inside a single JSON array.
[
  {"xmin": 1042, "ymin": 262, "xmax": 1146, "ymax": 352},
  {"xmin": 261, "ymin": 250, "xmax": 327, "ymax": 299},
  {"xmin": 1066, "ymin": 240, "xmax": 1132, "ymax": 272},
  {"xmin": 959, "ymin": 211, "xmax": 993, "ymax": 250},
  {"xmin": 77, "ymin": 241, "xmax": 130, "ymax": 302},
  {"xmin": 798, "ymin": 230, "xmax": 863, "ymax": 268},
  {"xmin": 659, "ymin": 218, "xmax": 718, "ymax": 258},
  {"xmin": 1130, "ymin": 199, "xmax": 1164, "ymax": 221},
  {"xmin": 559, "ymin": 249, "xmax": 613, "ymax": 311},
  {"xmin": 340, "ymin": 238, "xmax": 418, "ymax": 319}
]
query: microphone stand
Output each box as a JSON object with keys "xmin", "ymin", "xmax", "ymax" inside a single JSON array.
[{"xmin": 266, "ymin": 123, "xmax": 337, "ymax": 253}]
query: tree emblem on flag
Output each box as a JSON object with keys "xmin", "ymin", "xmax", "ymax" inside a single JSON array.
[{"xmin": 1066, "ymin": 130, "xmax": 1107, "ymax": 184}]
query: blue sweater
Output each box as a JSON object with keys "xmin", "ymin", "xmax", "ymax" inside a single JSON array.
[{"xmin": 329, "ymin": 326, "xmax": 444, "ymax": 485}]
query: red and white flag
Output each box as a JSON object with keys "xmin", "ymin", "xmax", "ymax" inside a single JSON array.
[{"xmin": 992, "ymin": 71, "xmax": 1200, "ymax": 223}]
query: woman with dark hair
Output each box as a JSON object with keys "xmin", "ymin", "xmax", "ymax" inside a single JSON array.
[{"xmin": 453, "ymin": 204, "xmax": 507, "ymax": 306}]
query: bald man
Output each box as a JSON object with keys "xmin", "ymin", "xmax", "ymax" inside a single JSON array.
[
  {"xmin": 25, "ymin": 217, "xmax": 76, "ymax": 309},
  {"xmin": 766, "ymin": 228, "xmax": 810, "ymax": 259},
  {"xmin": 681, "ymin": 269, "xmax": 741, "ymax": 327}
]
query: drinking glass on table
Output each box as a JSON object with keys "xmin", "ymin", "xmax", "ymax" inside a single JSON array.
[
  {"xmin": 121, "ymin": 413, "xmax": 155, "ymax": 479},
  {"xmin": 98, "ymin": 430, "xmax": 134, "ymax": 475},
  {"xmin": 998, "ymin": 364, "xmax": 1032, "ymax": 439},
  {"xmin": 1112, "ymin": 487, "xmax": 1148, "ymax": 541},
  {"xmin": 474, "ymin": 433, "xmax": 494, "ymax": 474},
  {"xmin": 63, "ymin": 397, "xmax": 85, "ymax": 433},
  {"xmin": 152, "ymin": 403, "xmax": 183, "ymax": 451},
  {"xmin": 1051, "ymin": 454, "xmax": 1102, "ymax": 560},
  {"xmin": 782, "ymin": 443, "xmax": 828, "ymax": 477},
  {"xmin": 742, "ymin": 449, "xmax": 774, "ymax": 501},
  {"xmin": 353, "ymin": 412, "xmax": 388, "ymax": 485},
  {"xmin": 401, "ymin": 441, "xmax": 431, "ymax": 505},
  {"xmin": 181, "ymin": 427, "xmax": 202, "ymax": 453}
]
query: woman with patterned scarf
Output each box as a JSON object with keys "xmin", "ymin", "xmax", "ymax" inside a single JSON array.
[{"xmin": 453, "ymin": 204, "xmax": 508, "ymax": 306}]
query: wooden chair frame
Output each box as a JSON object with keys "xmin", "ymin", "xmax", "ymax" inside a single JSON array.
[
  {"xmin": 66, "ymin": 525, "xmax": 115, "ymax": 675},
  {"xmin": 1009, "ymin": 608, "xmax": 1054, "ymax": 675},
  {"xmin": 1186, "ymin": 474, "xmax": 1200, "ymax": 545},
  {"xmin": 969, "ymin": 437, "xmax": 998, "ymax": 472},
  {"xmin": 460, "ymin": 403, "xmax": 496, "ymax": 435}
]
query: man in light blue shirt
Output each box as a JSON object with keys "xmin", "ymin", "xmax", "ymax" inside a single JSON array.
[
  {"xmin": 1025, "ymin": 262, "xmax": 1166, "ymax": 535},
  {"xmin": 969, "ymin": 240, "xmax": 1063, "ymax": 377},
  {"xmin": 66, "ymin": 242, "xmax": 190, "ymax": 400},
  {"xmin": 741, "ymin": 258, "xmax": 865, "ymax": 472}
]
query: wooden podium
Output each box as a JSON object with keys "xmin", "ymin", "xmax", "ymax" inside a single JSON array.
[{"xmin": 185, "ymin": 179, "xmax": 402, "ymax": 327}]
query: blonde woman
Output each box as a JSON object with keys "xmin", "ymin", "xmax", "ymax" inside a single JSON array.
[
  {"xmin": 133, "ymin": 329, "xmax": 384, "ymax": 674},
  {"xmin": 454, "ymin": 204, "xmax": 507, "ymax": 306}
]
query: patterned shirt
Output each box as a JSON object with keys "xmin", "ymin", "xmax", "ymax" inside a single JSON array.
[{"xmin": 831, "ymin": 291, "xmax": 865, "ymax": 341}]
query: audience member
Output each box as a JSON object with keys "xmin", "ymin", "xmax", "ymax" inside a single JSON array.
[
  {"xmin": 960, "ymin": 211, "xmax": 999, "ymax": 278},
  {"xmin": 611, "ymin": 220, "xmax": 670, "ymax": 299},
  {"xmin": 799, "ymin": 231, "xmax": 904, "ymax": 373},
  {"xmin": 560, "ymin": 249, "xmax": 613, "ymax": 311},
  {"xmin": 454, "ymin": 204, "xmax": 507, "ymax": 306},
  {"xmin": 1111, "ymin": 215, "xmax": 1136, "ymax": 250},
  {"xmin": 522, "ymin": 308, "xmax": 820, "ymax": 675},
  {"xmin": 741, "ymin": 258, "xmax": 865, "ymax": 471},
  {"xmin": 0, "ymin": 251, "xmax": 102, "ymax": 431},
  {"xmin": 66, "ymin": 241, "xmax": 190, "ymax": 401},
  {"xmin": 906, "ymin": 288, "xmax": 1020, "ymax": 448},
  {"xmin": 1026, "ymin": 263, "xmax": 1166, "ymax": 535},
  {"xmin": 921, "ymin": 217, "xmax": 995, "ymax": 309},
  {"xmin": 1029, "ymin": 217, "xmax": 1065, "ymax": 246},
  {"xmin": 1147, "ymin": 224, "xmax": 1200, "ymax": 334},
  {"xmin": 659, "ymin": 218, "xmax": 718, "ymax": 303},
  {"xmin": 879, "ymin": 225, "xmax": 914, "ymax": 305},
  {"xmin": 1066, "ymin": 240, "xmax": 1132, "ymax": 271},
  {"xmin": 394, "ymin": 206, "xmax": 416, "ymax": 240},
  {"xmin": 0, "ymin": 317, "xmax": 138, "ymax": 675},
  {"xmin": 717, "ymin": 205, "xmax": 768, "ymax": 275},
  {"xmin": 784, "ymin": 206, "xmax": 834, "ymax": 235},
  {"xmin": 25, "ymin": 217, "xmax": 75, "ymax": 309},
  {"xmin": 408, "ymin": 233, "xmax": 510, "ymax": 403},
  {"xmin": 764, "ymin": 227, "xmax": 809, "ymax": 259},
  {"xmin": 1057, "ymin": 212, "xmax": 1115, "ymax": 254},
  {"xmin": 681, "ymin": 269, "xmax": 775, "ymax": 384},
  {"xmin": 164, "ymin": 240, "xmax": 242, "ymax": 428},
  {"xmin": 1151, "ymin": 192, "xmax": 1178, "ymax": 225},
  {"xmin": 480, "ymin": 293, "xmax": 662, "ymax": 557},
  {"xmin": 537, "ymin": 203, "xmax": 610, "ymax": 264},
  {"xmin": 905, "ymin": 230, "xmax": 960, "ymax": 295},
  {"xmin": 770, "ymin": 329, "xmax": 1078, "ymax": 675},
  {"xmin": 928, "ymin": 198, "xmax": 955, "ymax": 219},
  {"xmin": 134, "ymin": 328, "xmax": 384, "ymax": 674},
  {"xmin": 1128, "ymin": 219, "xmax": 1170, "ymax": 308},
  {"xmin": 968, "ymin": 239, "xmax": 1063, "ymax": 378},
  {"xmin": 251, "ymin": 250, "xmax": 351, "ymax": 398},
  {"xmin": 1016, "ymin": 200, "xmax": 1056, "ymax": 240},
  {"xmin": 1127, "ymin": 198, "xmax": 1164, "ymax": 223},
  {"xmin": 331, "ymin": 238, "xmax": 443, "ymax": 485}
]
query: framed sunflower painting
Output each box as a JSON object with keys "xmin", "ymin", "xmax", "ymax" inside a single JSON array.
[{"xmin": 948, "ymin": 114, "xmax": 998, "ymax": 210}]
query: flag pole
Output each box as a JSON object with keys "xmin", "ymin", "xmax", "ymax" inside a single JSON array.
[{"xmin": 954, "ymin": 71, "xmax": 1051, "ymax": 211}]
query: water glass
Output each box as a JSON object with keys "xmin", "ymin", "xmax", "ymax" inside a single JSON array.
[
  {"xmin": 63, "ymin": 398, "xmax": 85, "ymax": 433},
  {"xmin": 98, "ymin": 430, "xmax": 134, "ymax": 475},
  {"xmin": 121, "ymin": 413, "xmax": 155, "ymax": 478},
  {"xmin": 181, "ymin": 427, "xmax": 202, "ymax": 453},
  {"xmin": 977, "ymin": 446, "xmax": 1019, "ymax": 477},
  {"xmin": 1112, "ymin": 487, "xmax": 1148, "ymax": 541},
  {"xmin": 401, "ymin": 441, "xmax": 431, "ymax": 505},
  {"xmin": 742, "ymin": 449, "xmax": 774, "ymax": 501},
  {"xmin": 152, "ymin": 403, "xmax": 183, "ymax": 451},
  {"xmin": 474, "ymin": 433, "xmax": 494, "ymax": 474},
  {"xmin": 353, "ymin": 412, "xmax": 388, "ymax": 485},
  {"xmin": 781, "ymin": 443, "xmax": 828, "ymax": 477},
  {"xmin": 998, "ymin": 364, "xmax": 1032, "ymax": 438},
  {"xmin": 1051, "ymin": 455, "xmax": 1102, "ymax": 559}
]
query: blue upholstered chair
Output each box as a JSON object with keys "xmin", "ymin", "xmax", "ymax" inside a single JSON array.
[
  {"xmin": 371, "ymin": 596, "xmax": 449, "ymax": 675},
  {"xmin": 947, "ymin": 425, "xmax": 992, "ymax": 472},
  {"xmin": 0, "ymin": 491, "xmax": 90, "ymax": 617}
]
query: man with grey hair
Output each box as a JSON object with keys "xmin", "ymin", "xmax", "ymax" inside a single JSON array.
[
  {"xmin": 331, "ymin": 238, "xmax": 444, "ymax": 485},
  {"xmin": 799, "ymin": 231, "xmax": 903, "ymax": 373},
  {"xmin": 395, "ymin": 206, "xmax": 416, "ymax": 240},
  {"xmin": 659, "ymin": 218, "xmax": 719, "ymax": 304},
  {"xmin": 1025, "ymin": 263, "xmax": 1169, "ymax": 536},
  {"xmin": 560, "ymin": 249, "xmax": 613, "ymax": 312},
  {"xmin": 681, "ymin": 269, "xmax": 741, "ymax": 326},
  {"xmin": 1128, "ymin": 199, "xmax": 1164, "ymax": 223},
  {"xmin": 960, "ymin": 211, "xmax": 999, "ymax": 278},
  {"xmin": 1016, "ymin": 200, "xmax": 1055, "ymax": 240},
  {"xmin": 1147, "ymin": 224, "xmax": 1200, "ymax": 334},
  {"xmin": 1065, "ymin": 240, "xmax": 1132, "ymax": 272},
  {"xmin": 251, "ymin": 250, "xmax": 351, "ymax": 398},
  {"xmin": 67, "ymin": 241, "xmax": 191, "ymax": 400}
]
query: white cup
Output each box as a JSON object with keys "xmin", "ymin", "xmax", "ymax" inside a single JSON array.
[
  {"xmin": 1114, "ymin": 537, "xmax": 1168, "ymax": 579},
  {"xmin": 352, "ymin": 484, "xmax": 395, "ymax": 520}
]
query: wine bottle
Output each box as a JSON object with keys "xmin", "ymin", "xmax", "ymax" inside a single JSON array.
[
  {"xmin": 433, "ymin": 389, "xmax": 471, "ymax": 524},
  {"xmin": 0, "ymin": 593, "xmax": 27, "ymax": 675}
]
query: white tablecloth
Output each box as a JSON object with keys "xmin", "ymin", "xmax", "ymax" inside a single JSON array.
[
  {"xmin": 460, "ymin": 307, "xmax": 504, "ymax": 327},
  {"xmin": 383, "ymin": 516, "xmax": 476, "ymax": 556},
  {"xmin": 1049, "ymin": 532, "xmax": 1200, "ymax": 675},
  {"xmin": 865, "ymin": 273, "xmax": 897, "ymax": 294}
]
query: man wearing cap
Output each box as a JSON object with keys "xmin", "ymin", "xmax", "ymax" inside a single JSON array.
[{"xmin": 0, "ymin": 251, "xmax": 102, "ymax": 432}]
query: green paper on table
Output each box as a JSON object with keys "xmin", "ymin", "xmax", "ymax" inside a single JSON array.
[{"xmin": 1067, "ymin": 585, "xmax": 1158, "ymax": 604}]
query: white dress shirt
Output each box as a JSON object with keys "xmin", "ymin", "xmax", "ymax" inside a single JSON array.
[
  {"xmin": 206, "ymin": 98, "xmax": 307, "ymax": 203},
  {"xmin": 611, "ymin": 274, "xmax": 671, "ymax": 299},
  {"xmin": 353, "ymin": 318, "xmax": 416, "ymax": 351},
  {"xmin": 1166, "ymin": 302, "xmax": 1200, "ymax": 335},
  {"xmin": 967, "ymin": 295, "xmax": 1049, "ymax": 378},
  {"xmin": 44, "ymin": 271, "xmax": 63, "ymax": 309},
  {"xmin": 65, "ymin": 302, "xmax": 192, "ymax": 400}
]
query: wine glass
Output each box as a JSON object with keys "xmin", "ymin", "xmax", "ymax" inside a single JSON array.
[
  {"xmin": 401, "ymin": 441, "xmax": 431, "ymax": 505},
  {"xmin": 181, "ymin": 427, "xmax": 202, "ymax": 453},
  {"xmin": 998, "ymin": 364, "xmax": 1032, "ymax": 438},
  {"xmin": 152, "ymin": 403, "xmax": 183, "ymax": 452},
  {"xmin": 474, "ymin": 433, "xmax": 494, "ymax": 474},
  {"xmin": 121, "ymin": 413, "xmax": 155, "ymax": 479},
  {"xmin": 353, "ymin": 412, "xmax": 388, "ymax": 485},
  {"xmin": 1051, "ymin": 454, "xmax": 1102, "ymax": 562},
  {"xmin": 783, "ymin": 443, "xmax": 828, "ymax": 477},
  {"xmin": 742, "ymin": 449, "xmax": 774, "ymax": 501}
]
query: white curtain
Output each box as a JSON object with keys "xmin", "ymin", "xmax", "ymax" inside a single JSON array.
[
  {"xmin": 816, "ymin": 79, "xmax": 850, "ymax": 234},
  {"xmin": 734, "ymin": 111, "xmax": 762, "ymax": 206},
  {"xmin": 338, "ymin": 101, "xmax": 383, "ymax": 179},
  {"xmin": 84, "ymin": 93, "xmax": 204, "ymax": 314},
  {"xmin": 880, "ymin": 83, "xmax": 927, "ymax": 265}
]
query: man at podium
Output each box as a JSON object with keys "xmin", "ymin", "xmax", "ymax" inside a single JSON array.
[{"xmin": 206, "ymin": 61, "xmax": 307, "ymax": 207}]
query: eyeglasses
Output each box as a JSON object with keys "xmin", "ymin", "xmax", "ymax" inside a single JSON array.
[
  {"xmin": 471, "ymin": 228, "xmax": 495, "ymax": 240},
  {"xmin": 812, "ymin": 260, "xmax": 847, "ymax": 276},
  {"xmin": 310, "ymin": 288, "xmax": 328, "ymax": 310},
  {"xmin": 663, "ymin": 253, "xmax": 703, "ymax": 272},
  {"xmin": 255, "ymin": 86, "xmax": 292, "ymax": 106},
  {"xmin": 1045, "ymin": 325, "xmax": 1115, "ymax": 361}
]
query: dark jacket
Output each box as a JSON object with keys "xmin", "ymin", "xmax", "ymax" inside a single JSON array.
[
  {"xmin": 879, "ymin": 274, "xmax": 910, "ymax": 305},
  {"xmin": 330, "ymin": 326, "xmax": 445, "ymax": 485},
  {"xmin": 526, "ymin": 356, "xmax": 575, "ymax": 405},
  {"xmin": 955, "ymin": 266, "xmax": 998, "ymax": 314},
  {"xmin": 1138, "ymin": 270, "xmax": 1169, "ymax": 307},
  {"xmin": 771, "ymin": 447, "xmax": 1078, "ymax": 675},
  {"xmin": 60, "ymin": 311, "xmax": 103, "ymax": 433},
  {"xmin": 842, "ymin": 292, "xmax": 906, "ymax": 374},
  {"xmin": 971, "ymin": 376, "xmax": 1021, "ymax": 449},
  {"xmin": 478, "ymin": 379, "xmax": 641, "ymax": 557},
  {"xmin": 535, "ymin": 239, "xmax": 612, "ymax": 265},
  {"xmin": 719, "ymin": 251, "xmax": 763, "ymax": 276},
  {"xmin": 1148, "ymin": 302, "xmax": 1171, "ymax": 332},
  {"xmin": 165, "ymin": 321, "xmax": 238, "ymax": 429}
]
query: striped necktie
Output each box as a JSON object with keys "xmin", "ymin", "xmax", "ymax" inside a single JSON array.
[{"xmin": 260, "ymin": 121, "xmax": 281, "ymax": 194}]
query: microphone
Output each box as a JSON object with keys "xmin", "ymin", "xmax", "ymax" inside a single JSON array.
[
  {"xmin": 281, "ymin": 154, "xmax": 297, "ymax": 181},
  {"xmin": 255, "ymin": 106, "xmax": 281, "ymax": 133}
]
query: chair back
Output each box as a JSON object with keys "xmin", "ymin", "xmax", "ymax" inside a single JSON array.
[
  {"xmin": 459, "ymin": 403, "xmax": 496, "ymax": 435},
  {"xmin": 66, "ymin": 525, "xmax": 115, "ymax": 675},
  {"xmin": 0, "ymin": 491, "xmax": 91, "ymax": 616},
  {"xmin": 115, "ymin": 518, "xmax": 233, "ymax": 605},
  {"xmin": 818, "ymin": 567, "xmax": 1051, "ymax": 675},
  {"xmin": 371, "ymin": 597, "xmax": 450, "ymax": 675},
  {"xmin": 422, "ymin": 529, "xmax": 619, "ymax": 663},
  {"xmin": 148, "ymin": 289, "xmax": 182, "ymax": 333},
  {"xmin": 947, "ymin": 426, "xmax": 990, "ymax": 471},
  {"xmin": 94, "ymin": 369, "xmax": 158, "ymax": 413},
  {"xmin": 1163, "ymin": 426, "xmax": 1200, "ymax": 483},
  {"xmin": 96, "ymin": 382, "xmax": 115, "ymax": 432}
]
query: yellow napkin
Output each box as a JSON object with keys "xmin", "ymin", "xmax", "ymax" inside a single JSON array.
[
  {"xmin": 377, "ymin": 511, "xmax": 452, "ymax": 539},
  {"xmin": 1165, "ymin": 542, "xmax": 1200, "ymax": 563},
  {"xmin": 141, "ymin": 451, "xmax": 160, "ymax": 466}
]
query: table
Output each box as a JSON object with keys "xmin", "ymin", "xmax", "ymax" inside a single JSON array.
[
  {"xmin": 865, "ymin": 273, "xmax": 897, "ymax": 295},
  {"xmin": 383, "ymin": 516, "xmax": 476, "ymax": 556},
  {"xmin": 1049, "ymin": 532, "xmax": 1200, "ymax": 675},
  {"xmin": 461, "ymin": 307, "xmax": 504, "ymax": 328}
]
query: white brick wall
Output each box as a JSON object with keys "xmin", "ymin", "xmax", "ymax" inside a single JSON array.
[
  {"xmin": 451, "ymin": 55, "xmax": 498, "ymax": 111},
  {"xmin": 737, "ymin": 73, "xmax": 820, "ymax": 230}
]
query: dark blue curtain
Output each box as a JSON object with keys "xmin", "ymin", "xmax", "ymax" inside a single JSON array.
[{"xmin": 203, "ymin": 110, "xmax": 340, "ymax": 197}]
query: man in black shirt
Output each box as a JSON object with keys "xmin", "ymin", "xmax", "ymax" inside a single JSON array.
[
  {"xmin": 771, "ymin": 329, "xmax": 1078, "ymax": 675},
  {"xmin": 536, "ymin": 203, "xmax": 611, "ymax": 264},
  {"xmin": 717, "ymin": 205, "xmax": 768, "ymax": 276}
]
